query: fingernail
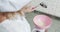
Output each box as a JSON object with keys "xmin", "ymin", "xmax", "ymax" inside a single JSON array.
[{"xmin": 31, "ymin": 6, "xmax": 36, "ymax": 10}]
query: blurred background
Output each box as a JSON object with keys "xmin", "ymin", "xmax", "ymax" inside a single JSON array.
[{"xmin": 25, "ymin": 0, "xmax": 60, "ymax": 32}]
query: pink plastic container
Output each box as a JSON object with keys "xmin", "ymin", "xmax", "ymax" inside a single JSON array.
[{"xmin": 33, "ymin": 15, "xmax": 52, "ymax": 29}]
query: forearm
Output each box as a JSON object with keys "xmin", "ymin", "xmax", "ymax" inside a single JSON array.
[{"xmin": 0, "ymin": 15, "xmax": 6, "ymax": 23}]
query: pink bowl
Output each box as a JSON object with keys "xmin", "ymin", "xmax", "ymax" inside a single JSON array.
[{"xmin": 33, "ymin": 15, "xmax": 52, "ymax": 29}]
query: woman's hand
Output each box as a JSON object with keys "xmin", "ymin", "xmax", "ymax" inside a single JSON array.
[
  {"xmin": 21, "ymin": 6, "xmax": 36, "ymax": 13},
  {"xmin": 20, "ymin": 1, "xmax": 36, "ymax": 13}
]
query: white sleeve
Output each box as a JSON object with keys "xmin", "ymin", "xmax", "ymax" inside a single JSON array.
[
  {"xmin": 0, "ymin": 20, "xmax": 11, "ymax": 32},
  {"xmin": 8, "ymin": 0, "xmax": 32, "ymax": 11},
  {"xmin": 0, "ymin": 0, "xmax": 32, "ymax": 12},
  {"xmin": 0, "ymin": 25, "xmax": 8, "ymax": 32},
  {"xmin": 0, "ymin": 14, "xmax": 31, "ymax": 32},
  {"xmin": 0, "ymin": 18, "xmax": 31, "ymax": 32}
]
